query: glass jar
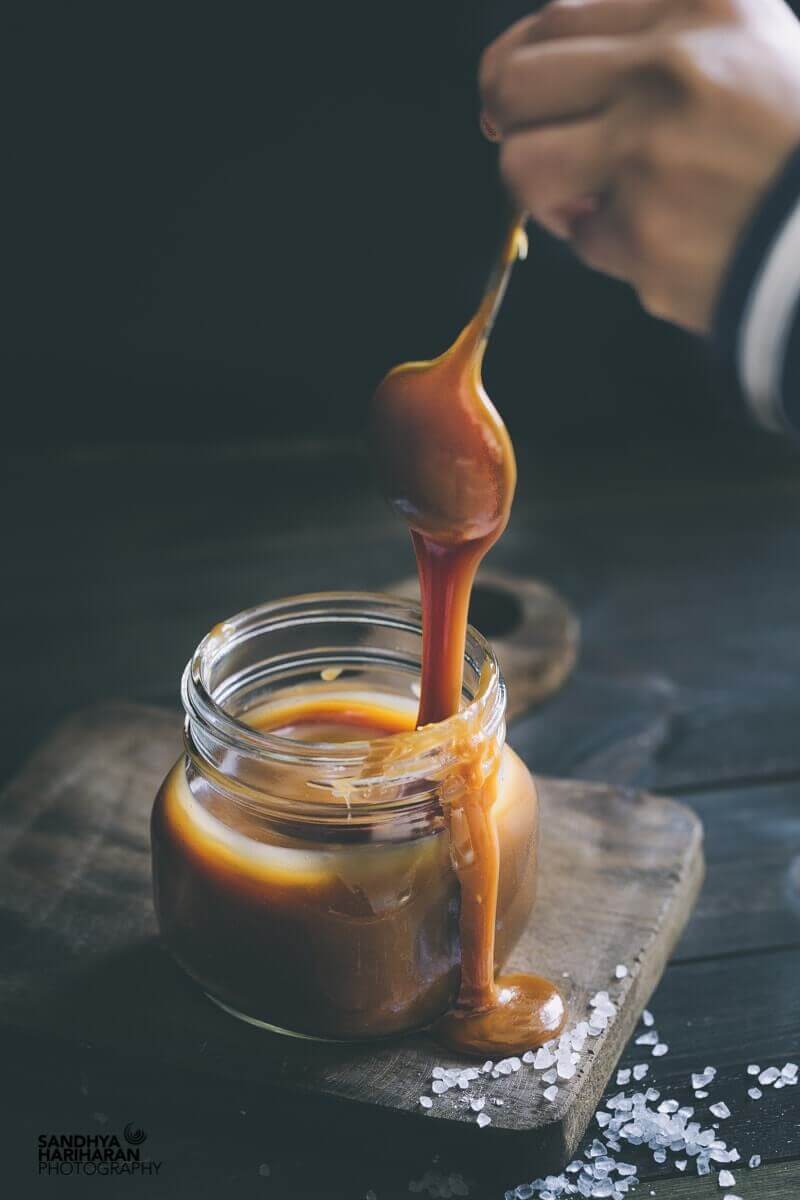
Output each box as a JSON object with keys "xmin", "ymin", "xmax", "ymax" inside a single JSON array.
[{"xmin": 151, "ymin": 593, "xmax": 539, "ymax": 1040}]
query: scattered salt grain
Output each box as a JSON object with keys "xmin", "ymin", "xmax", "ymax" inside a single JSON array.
[
  {"xmin": 476, "ymin": 1112, "xmax": 491, "ymax": 1128},
  {"xmin": 590, "ymin": 991, "xmax": 611, "ymax": 1008},
  {"xmin": 718, "ymin": 1170, "xmax": 735, "ymax": 1188},
  {"xmin": 747, "ymin": 1088, "xmax": 762, "ymax": 1100},
  {"xmin": 534, "ymin": 1047, "xmax": 555, "ymax": 1070},
  {"xmin": 542, "ymin": 1069, "xmax": 557, "ymax": 1085},
  {"xmin": 633, "ymin": 1064, "xmax": 649, "ymax": 1081},
  {"xmin": 746, "ymin": 1064, "xmax": 760, "ymax": 1075},
  {"xmin": 543, "ymin": 1086, "xmax": 559, "ymax": 1103},
  {"xmin": 615, "ymin": 965, "xmax": 628, "ymax": 979},
  {"xmin": 522, "ymin": 1051, "xmax": 535, "ymax": 1065},
  {"xmin": 749, "ymin": 1155, "xmax": 761, "ymax": 1168},
  {"xmin": 652, "ymin": 1043, "xmax": 668, "ymax": 1057},
  {"xmin": 642, "ymin": 1009, "xmax": 655, "ymax": 1027},
  {"xmin": 783, "ymin": 1062, "xmax": 798, "ymax": 1079},
  {"xmin": 419, "ymin": 1096, "xmax": 433, "ymax": 1109},
  {"xmin": 692, "ymin": 1069, "xmax": 716, "ymax": 1089},
  {"xmin": 432, "ymin": 1081, "xmax": 447, "ymax": 1095},
  {"xmin": 617, "ymin": 1069, "xmax": 631, "ymax": 1086},
  {"xmin": 709, "ymin": 1102, "xmax": 731, "ymax": 1119},
  {"xmin": 636, "ymin": 1031, "xmax": 658, "ymax": 1046},
  {"xmin": 758, "ymin": 1067, "xmax": 780, "ymax": 1085},
  {"xmin": 695, "ymin": 1090, "xmax": 709, "ymax": 1099},
  {"xmin": 676, "ymin": 1160, "xmax": 687, "ymax": 1171},
  {"xmin": 470, "ymin": 1097, "xmax": 485, "ymax": 1112}
]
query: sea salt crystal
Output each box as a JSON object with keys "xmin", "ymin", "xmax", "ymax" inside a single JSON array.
[
  {"xmin": 542, "ymin": 1069, "xmax": 558, "ymax": 1084},
  {"xmin": 557, "ymin": 1060, "xmax": 577, "ymax": 1081},
  {"xmin": 709, "ymin": 1102, "xmax": 731, "ymax": 1119},
  {"xmin": 476, "ymin": 1112, "xmax": 491, "ymax": 1128},
  {"xmin": 615, "ymin": 965, "xmax": 628, "ymax": 979},
  {"xmin": 419, "ymin": 1096, "xmax": 433, "ymax": 1109},
  {"xmin": 758, "ymin": 1067, "xmax": 780, "ymax": 1085},
  {"xmin": 534, "ymin": 1047, "xmax": 555, "ymax": 1070},
  {"xmin": 642, "ymin": 1009, "xmax": 654, "ymax": 1027},
  {"xmin": 676, "ymin": 1161, "xmax": 687, "ymax": 1171},
  {"xmin": 652, "ymin": 1043, "xmax": 669, "ymax": 1057},
  {"xmin": 783, "ymin": 1062, "xmax": 798, "ymax": 1079},
  {"xmin": 695, "ymin": 1090, "xmax": 709, "ymax": 1099},
  {"xmin": 543, "ymin": 1086, "xmax": 559, "ymax": 1103},
  {"xmin": 747, "ymin": 1088, "xmax": 762, "ymax": 1100},
  {"xmin": 636, "ymin": 1031, "xmax": 658, "ymax": 1046},
  {"xmin": 590, "ymin": 991, "xmax": 611, "ymax": 1008},
  {"xmin": 522, "ymin": 1051, "xmax": 535, "ymax": 1065},
  {"xmin": 596, "ymin": 1112, "xmax": 611, "ymax": 1128},
  {"xmin": 718, "ymin": 1170, "xmax": 736, "ymax": 1188},
  {"xmin": 657, "ymin": 1100, "xmax": 679, "ymax": 1114},
  {"xmin": 692, "ymin": 1069, "xmax": 715, "ymax": 1089},
  {"xmin": 432, "ymin": 1081, "xmax": 447, "ymax": 1095},
  {"xmin": 746, "ymin": 1064, "xmax": 760, "ymax": 1076},
  {"xmin": 482, "ymin": 1060, "xmax": 494, "ymax": 1073},
  {"xmin": 722, "ymin": 1195, "xmax": 743, "ymax": 1200},
  {"xmin": 470, "ymin": 1097, "xmax": 485, "ymax": 1112},
  {"xmin": 633, "ymin": 1064, "xmax": 649, "ymax": 1080},
  {"xmin": 749, "ymin": 1155, "xmax": 761, "ymax": 1168}
]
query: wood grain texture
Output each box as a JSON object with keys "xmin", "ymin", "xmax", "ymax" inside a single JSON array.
[
  {"xmin": 643, "ymin": 1160, "xmax": 800, "ymax": 1198},
  {"xmin": 674, "ymin": 780, "xmax": 800, "ymax": 961},
  {"xmin": 0, "ymin": 703, "xmax": 702, "ymax": 1174}
]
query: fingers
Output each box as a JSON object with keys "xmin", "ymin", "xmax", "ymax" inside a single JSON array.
[
  {"xmin": 499, "ymin": 116, "xmax": 618, "ymax": 236},
  {"xmin": 480, "ymin": 0, "xmax": 668, "ymax": 136},
  {"xmin": 523, "ymin": 0, "xmax": 669, "ymax": 43},
  {"xmin": 483, "ymin": 37, "xmax": 643, "ymax": 133}
]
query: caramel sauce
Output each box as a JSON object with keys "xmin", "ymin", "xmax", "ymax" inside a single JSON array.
[
  {"xmin": 371, "ymin": 217, "xmax": 566, "ymax": 1055},
  {"xmin": 151, "ymin": 694, "xmax": 540, "ymax": 1041}
]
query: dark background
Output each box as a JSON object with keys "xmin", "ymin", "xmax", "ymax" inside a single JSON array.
[{"xmin": 6, "ymin": 0, "xmax": 742, "ymax": 451}]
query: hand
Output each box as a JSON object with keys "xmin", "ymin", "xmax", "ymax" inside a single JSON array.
[{"xmin": 480, "ymin": 0, "xmax": 800, "ymax": 332}]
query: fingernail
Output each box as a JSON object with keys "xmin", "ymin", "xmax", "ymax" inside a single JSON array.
[{"xmin": 480, "ymin": 111, "xmax": 501, "ymax": 142}]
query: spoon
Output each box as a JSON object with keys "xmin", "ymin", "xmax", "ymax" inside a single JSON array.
[{"xmin": 371, "ymin": 214, "xmax": 528, "ymax": 726}]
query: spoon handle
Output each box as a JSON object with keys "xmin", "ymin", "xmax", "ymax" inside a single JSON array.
[{"xmin": 477, "ymin": 212, "xmax": 528, "ymax": 350}]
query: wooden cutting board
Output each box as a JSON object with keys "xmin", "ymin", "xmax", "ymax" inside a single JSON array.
[{"xmin": 0, "ymin": 702, "xmax": 703, "ymax": 1175}]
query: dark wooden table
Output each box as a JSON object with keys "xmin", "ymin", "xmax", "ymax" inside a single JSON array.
[{"xmin": 3, "ymin": 432, "xmax": 800, "ymax": 1198}]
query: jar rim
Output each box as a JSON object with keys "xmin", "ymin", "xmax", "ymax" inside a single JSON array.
[{"xmin": 181, "ymin": 590, "xmax": 505, "ymax": 777}]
